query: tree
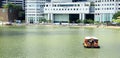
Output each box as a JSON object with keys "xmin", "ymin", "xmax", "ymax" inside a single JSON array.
[
  {"xmin": 76, "ymin": 19, "xmax": 81, "ymax": 23},
  {"xmin": 112, "ymin": 11, "xmax": 120, "ymax": 19},
  {"xmin": 83, "ymin": 19, "xmax": 94, "ymax": 24},
  {"xmin": 39, "ymin": 18, "xmax": 47, "ymax": 23},
  {"xmin": 112, "ymin": 19, "xmax": 120, "ymax": 24},
  {"xmin": 2, "ymin": 3, "xmax": 24, "ymax": 22}
]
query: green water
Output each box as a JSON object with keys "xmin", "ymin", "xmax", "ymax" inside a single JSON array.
[{"xmin": 0, "ymin": 26, "xmax": 120, "ymax": 58}]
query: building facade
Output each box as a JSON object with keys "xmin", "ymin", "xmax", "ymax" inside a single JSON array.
[
  {"xmin": 25, "ymin": 0, "xmax": 120, "ymax": 24},
  {"xmin": 25, "ymin": 0, "xmax": 49, "ymax": 24},
  {"xmin": 1, "ymin": 0, "xmax": 25, "ymax": 10},
  {"xmin": 44, "ymin": 0, "xmax": 120, "ymax": 23},
  {"xmin": 44, "ymin": 2, "xmax": 90, "ymax": 23},
  {"xmin": 94, "ymin": 0, "xmax": 120, "ymax": 22}
]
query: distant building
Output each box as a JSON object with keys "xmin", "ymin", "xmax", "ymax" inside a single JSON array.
[
  {"xmin": 25, "ymin": 0, "xmax": 49, "ymax": 24},
  {"xmin": 1, "ymin": 0, "xmax": 25, "ymax": 10},
  {"xmin": 25, "ymin": 0, "xmax": 120, "ymax": 24},
  {"xmin": 0, "ymin": 0, "xmax": 25, "ymax": 23},
  {"xmin": 44, "ymin": 2, "xmax": 90, "ymax": 23},
  {"xmin": 43, "ymin": 0, "xmax": 120, "ymax": 23}
]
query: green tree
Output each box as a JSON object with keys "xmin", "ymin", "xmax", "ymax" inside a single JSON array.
[
  {"xmin": 76, "ymin": 19, "xmax": 81, "ymax": 23},
  {"xmin": 83, "ymin": 19, "xmax": 94, "ymax": 24},
  {"xmin": 87, "ymin": 19, "xmax": 94, "ymax": 23},
  {"xmin": 39, "ymin": 18, "xmax": 47, "ymax": 23},
  {"xmin": 2, "ymin": 3, "xmax": 24, "ymax": 22},
  {"xmin": 112, "ymin": 11, "xmax": 120, "ymax": 19},
  {"xmin": 112, "ymin": 19, "xmax": 120, "ymax": 24}
]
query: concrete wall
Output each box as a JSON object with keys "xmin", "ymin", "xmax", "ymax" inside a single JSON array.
[
  {"xmin": 0, "ymin": 8, "xmax": 9, "ymax": 22},
  {"xmin": 0, "ymin": 8, "xmax": 19, "ymax": 22}
]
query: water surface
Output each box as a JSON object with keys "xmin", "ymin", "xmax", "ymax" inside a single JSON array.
[{"xmin": 0, "ymin": 26, "xmax": 120, "ymax": 58}]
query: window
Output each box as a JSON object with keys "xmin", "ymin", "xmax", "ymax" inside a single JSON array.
[
  {"xmin": 74, "ymin": 8, "xmax": 76, "ymax": 10},
  {"xmin": 77, "ymin": 8, "xmax": 78, "ymax": 10},
  {"xmin": 112, "ymin": 4, "xmax": 114, "ymax": 6},
  {"xmin": 59, "ymin": 9, "xmax": 61, "ymax": 10},
  {"xmin": 118, "ymin": 8, "xmax": 120, "ymax": 10},
  {"xmin": 68, "ymin": 9, "xmax": 69, "ymax": 10},
  {"xmin": 46, "ymin": 5, "xmax": 48, "ymax": 7},
  {"xmin": 112, "ymin": 8, "xmax": 114, "ymax": 10}
]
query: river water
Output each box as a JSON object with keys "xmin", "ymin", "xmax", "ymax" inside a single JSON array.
[{"xmin": 0, "ymin": 25, "xmax": 120, "ymax": 58}]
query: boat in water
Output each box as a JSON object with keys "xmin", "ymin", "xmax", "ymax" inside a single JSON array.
[{"xmin": 83, "ymin": 37, "xmax": 100, "ymax": 48}]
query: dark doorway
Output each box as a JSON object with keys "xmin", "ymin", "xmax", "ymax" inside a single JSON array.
[
  {"xmin": 69, "ymin": 14, "xmax": 79, "ymax": 23},
  {"xmin": 85, "ymin": 14, "xmax": 94, "ymax": 24},
  {"xmin": 30, "ymin": 20, "xmax": 34, "ymax": 24},
  {"xmin": 85, "ymin": 14, "xmax": 94, "ymax": 20}
]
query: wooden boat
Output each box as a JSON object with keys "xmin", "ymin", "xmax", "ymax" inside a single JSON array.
[{"xmin": 83, "ymin": 37, "xmax": 100, "ymax": 48}]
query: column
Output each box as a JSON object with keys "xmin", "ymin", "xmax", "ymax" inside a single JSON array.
[
  {"xmin": 82, "ymin": 14, "xmax": 85, "ymax": 20},
  {"xmin": 51, "ymin": 13, "xmax": 53, "ymax": 23},
  {"xmin": 99, "ymin": 14, "xmax": 102, "ymax": 23},
  {"xmin": 79, "ymin": 13, "xmax": 82, "ymax": 20},
  {"xmin": 48, "ymin": 13, "xmax": 50, "ymax": 20},
  {"xmin": 26, "ymin": 17, "xmax": 29, "ymax": 24},
  {"xmin": 35, "ymin": 16, "xmax": 37, "ymax": 24}
]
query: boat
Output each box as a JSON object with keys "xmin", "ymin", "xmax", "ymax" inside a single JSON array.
[{"xmin": 83, "ymin": 37, "xmax": 100, "ymax": 48}]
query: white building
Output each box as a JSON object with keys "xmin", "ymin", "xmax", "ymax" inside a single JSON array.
[
  {"xmin": 44, "ymin": 2, "xmax": 90, "ymax": 23},
  {"xmin": 25, "ymin": 0, "xmax": 120, "ymax": 24},
  {"xmin": 25, "ymin": 0, "xmax": 49, "ymax": 24},
  {"xmin": 44, "ymin": 0, "xmax": 120, "ymax": 23},
  {"xmin": 94, "ymin": 0, "xmax": 120, "ymax": 22}
]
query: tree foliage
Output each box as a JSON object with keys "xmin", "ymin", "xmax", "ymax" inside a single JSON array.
[
  {"xmin": 2, "ymin": 3, "xmax": 22, "ymax": 10},
  {"xmin": 112, "ymin": 11, "xmax": 120, "ymax": 19},
  {"xmin": 76, "ymin": 19, "xmax": 82, "ymax": 23},
  {"xmin": 2, "ymin": 3, "xmax": 25, "ymax": 21},
  {"xmin": 112, "ymin": 19, "xmax": 120, "ymax": 24},
  {"xmin": 84, "ymin": 19, "xmax": 94, "ymax": 23}
]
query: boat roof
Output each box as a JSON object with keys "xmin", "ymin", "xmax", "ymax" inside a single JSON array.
[{"xmin": 85, "ymin": 37, "xmax": 98, "ymax": 39}]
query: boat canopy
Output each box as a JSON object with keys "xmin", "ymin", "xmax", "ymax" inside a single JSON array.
[{"xmin": 85, "ymin": 37, "xmax": 98, "ymax": 40}]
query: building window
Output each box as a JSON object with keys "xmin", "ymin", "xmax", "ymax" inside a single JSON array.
[
  {"xmin": 74, "ymin": 8, "xmax": 76, "ymax": 10},
  {"xmin": 76, "ymin": 8, "xmax": 78, "ymax": 10},
  {"xmin": 67, "ymin": 9, "xmax": 69, "ymax": 10},
  {"xmin": 79, "ymin": 8, "xmax": 81, "ymax": 10},
  {"xmin": 112, "ymin": 8, "xmax": 114, "ymax": 10},
  {"xmin": 59, "ymin": 9, "xmax": 61, "ymax": 10},
  {"xmin": 112, "ymin": 4, "xmax": 114, "ymax": 6},
  {"xmin": 46, "ymin": 5, "xmax": 48, "ymax": 7},
  {"xmin": 119, "ymin": 8, "xmax": 120, "ymax": 10}
]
